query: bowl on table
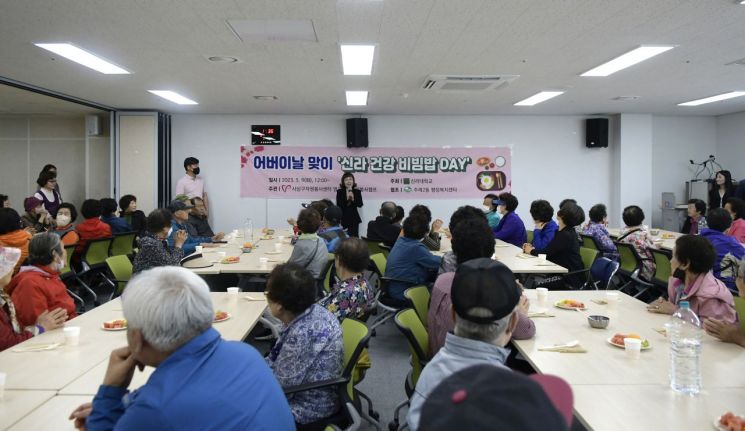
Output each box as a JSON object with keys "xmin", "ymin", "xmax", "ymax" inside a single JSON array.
[{"xmin": 588, "ymin": 315, "xmax": 610, "ymax": 329}]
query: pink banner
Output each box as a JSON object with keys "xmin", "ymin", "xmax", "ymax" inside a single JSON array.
[{"xmin": 240, "ymin": 145, "xmax": 511, "ymax": 199}]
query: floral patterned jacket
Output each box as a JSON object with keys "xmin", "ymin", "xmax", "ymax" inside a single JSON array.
[
  {"xmin": 618, "ymin": 226, "xmax": 656, "ymax": 280},
  {"xmin": 319, "ymin": 275, "xmax": 374, "ymax": 321},
  {"xmin": 582, "ymin": 222, "xmax": 619, "ymax": 261}
]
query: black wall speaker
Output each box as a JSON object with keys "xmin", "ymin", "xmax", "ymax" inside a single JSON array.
[
  {"xmin": 346, "ymin": 118, "xmax": 368, "ymax": 148},
  {"xmin": 585, "ymin": 118, "xmax": 609, "ymax": 148}
]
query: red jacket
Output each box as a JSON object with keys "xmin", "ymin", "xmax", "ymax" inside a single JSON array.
[
  {"xmin": 0, "ymin": 301, "xmax": 33, "ymax": 351},
  {"xmin": 6, "ymin": 265, "xmax": 77, "ymax": 327},
  {"xmin": 74, "ymin": 218, "xmax": 112, "ymax": 255}
]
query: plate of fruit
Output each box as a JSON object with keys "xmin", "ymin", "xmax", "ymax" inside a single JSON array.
[
  {"xmin": 214, "ymin": 310, "xmax": 231, "ymax": 323},
  {"xmin": 607, "ymin": 333, "xmax": 651, "ymax": 350},
  {"xmin": 102, "ymin": 319, "xmax": 127, "ymax": 331},
  {"xmin": 221, "ymin": 256, "xmax": 240, "ymax": 264},
  {"xmin": 714, "ymin": 412, "xmax": 745, "ymax": 430},
  {"xmin": 554, "ymin": 299, "xmax": 587, "ymax": 311}
]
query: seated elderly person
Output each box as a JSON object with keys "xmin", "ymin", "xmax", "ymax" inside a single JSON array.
[
  {"xmin": 699, "ymin": 208, "xmax": 745, "ymax": 291},
  {"xmin": 647, "ymin": 235, "xmax": 736, "ymax": 323},
  {"xmin": 385, "ymin": 213, "xmax": 442, "ymax": 305},
  {"xmin": 617, "ymin": 205, "xmax": 656, "ymax": 280},
  {"xmin": 704, "ymin": 259, "xmax": 745, "ymax": 347},
  {"xmin": 167, "ymin": 200, "xmax": 222, "ymax": 255},
  {"xmin": 366, "ymin": 201, "xmax": 401, "ymax": 247},
  {"xmin": 410, "ymin": 205, "xmax": 444, "ymax": 251},
  {"xmin": 407, "ymin": 258, "xmax": 522, "ymax": 430},
  {"xmin": 725, "ymin": 197, "xmax": 745, "ymax": 243},
  {"xmin": 52, "ymin": 203, "xmax": 80, "ymax": 246},
  {"xmin": 319, "ymin": 237, "xmax": 374, "ymax": 320},
  {"xmin": 318, "ymin": 205, "xmax": 348, "ymax": 253},
  {"xmin": 74, "ymin": 199, "xmax": 113, "ymax": 256},
  {"xmin": 187, "ymin": 197, "xmax": 219, "ymax": 238},
  {"xmin": 492, "ymin": 193, "xmax": 527, "ymax": 247},
  {"xmin": 7, "ymin": 233, "xmax": 77, "ymax": 327},
  {"xmin": 68, "ymin": 266, "xmax": 294, "ymax": 429},
  {"xmin": 288, "ymin": 208, "xmax": 329, "ymax": 279},
  {"xmin": 0, "ymin": 208, "xmax": 32, "ymax": 273},
  {"xmin": 264, "ymin": 263, "xmax": 344, "ymax": 428},
  {"xmin": 21, "ymin": 197, "xmax": 54, "ymax": 233},
  {"xmin": 439, "ymin": 205, "xmax": 491, "ymax": 275},
  {"xmin": 100, "ymin": 198, "xmax": 132, "ymax": 234},
  {"xmin": 529, "ymin": 199, "xmax": 558, "ymax": 250},
  {"xmin": 681, "ymin": 199, "xmax": 708, "ymax": 235},
  {"xmin": 582, "ymin": 203, "xmax": 618, "ymax": 260},
  {"xmin": 482, "ymin": 194, "xmax": 501, "ymax": 229},
  {"xmin": 429, "ymin": 218, "xmax": 534, "ymax": 358},
  {"xmin": 0, "ymin": 246, "xmax": 67, "ymax": 351},
  {"xmin": 118, "ymin": 194, "xmax": 147, "ymax": 234},
  {"xmin": 133, "ymin": 209, "xmax": 187, "ymax": 274}
]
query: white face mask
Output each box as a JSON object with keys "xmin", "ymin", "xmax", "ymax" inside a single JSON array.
[
  {"xmin": 483, "ymin": 205, "xmax": 492, "ymax": 213},
  {"xmin": 167, "ymin": 227, "xmax": 174, "ymax": 237},
  {"xmin": 56, "ymin": 256, "xmax": 66, "ymax": 271},
  {"xmin": 56, "ymin": 214, "xmax": 71, "ymax": 227}
]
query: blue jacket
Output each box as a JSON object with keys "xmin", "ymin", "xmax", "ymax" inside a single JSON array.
[
  {"xmin": 492, "ymin": 211, "xmax": 527, "ymax": 247},
  {"xmin": 532, "ymin": 220, "xmax": 558, "ymax": 250},
  {"xmin": 86, "ymin": 328, "xmax": 295, "ymax": 431},
  {"xmin": 700, "ymin": 229, "xmax": 745, "ymax": 291},
  {"xmin": 318, "ymin": 226, "xmax": 347, "ymax": 253},
  {"xmin": 168, "ymin": 219, "xmax": 211, "ymax": 255},
  {"xmin": 385, "ymin": 237, "xmax": 442, "ymax": 301},
  {"xmin": 101, "ymin": 215, "xmax": 132, "ymax": 234}
]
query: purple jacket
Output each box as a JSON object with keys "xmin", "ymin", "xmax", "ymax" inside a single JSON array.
[
  {"xmin": 492, "ymin": 211, "xmax": 527, "ymax": 247},
  {"xmin": 700, "ymin": 229, "xmax": 745, "ymax": 291}
]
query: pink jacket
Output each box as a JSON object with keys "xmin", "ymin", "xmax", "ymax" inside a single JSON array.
[
  {"xmin": 668, "ymin": 272, "xmax": 736, "ymax": 323},
  {"xmin": 727, "ymin": 218, "xmax": 745, "ymax": 244}
]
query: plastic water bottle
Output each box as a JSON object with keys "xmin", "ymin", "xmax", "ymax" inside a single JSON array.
[
  {"xmin": 667, "ymin": 301, "xmax": 702, "ymax": 395},
  {"xmin": 243, "ymin": 218, "xmax": 253, "ymax": 243}
]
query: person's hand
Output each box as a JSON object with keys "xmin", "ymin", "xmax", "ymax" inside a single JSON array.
[
  {"xmin": 36, "ymin": 308, "xmax": 67, "ymax": 331},
  {"xmin": 69, "ymin": 402, "xmax": 93, "ymax": 430},
  {"xmin": 518, "ymin": 294, "xmax": 530, "ymax": 315},
  {"xmin": 704, "ymin": 319, "xmax": 745, "ymax": 346},
  {"xmin": 174, "ymin": 230, "xmax": 188, "ymax": 248},
  {"xmin": 431, "ymin": 219, "xmax": 444, "ymax": 232},
  {"xmin": 24, "ymin": 226, "xmax": 37, "ymax": 235},
  {"xmin": 102, "ymin": 346, "xmax": 139, "ymax": 388},
  {"xmin": 212, "ymin": 232, "xmax": 225, "ymax": 241},
  {"xmin": 522, "ymin": 243, "xmax": 534, "ymax": 254},
  {"xmin": 646, "ymin": 297, "xmax": 676, "ymax": 315}
]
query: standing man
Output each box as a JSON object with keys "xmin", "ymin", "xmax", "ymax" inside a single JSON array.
[{"xmin": 175, "ymin": 157, "xmax": 208, "ymax": 215}]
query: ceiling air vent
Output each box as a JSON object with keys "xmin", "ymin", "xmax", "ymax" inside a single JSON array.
[{"xmin": 421, "ymin": 75, "xmax": 519, "ymax": 92}]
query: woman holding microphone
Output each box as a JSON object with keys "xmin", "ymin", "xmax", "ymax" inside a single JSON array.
[{"xmin": 336, "ymin": 173, "xmax": 363, "ymax": 237}]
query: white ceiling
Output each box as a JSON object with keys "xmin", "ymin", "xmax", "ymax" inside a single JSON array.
[{"xmin": 1, "ymin": 0, "xmax": 745, "ymax": 116}]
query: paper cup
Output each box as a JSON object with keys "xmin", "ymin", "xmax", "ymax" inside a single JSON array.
[
  {"xmin": 536, "ymin": 287, "xmax": 548, "ymax": 307},
  {"xmin": 64, "ymin": 326, "xmax": 81, "ymax": 346},
  {"xmin": 538, "ymin": 254, "xmax": 547, "ymax": 262},
  {"xmin": 227, "ymin": 287, "xmax": 240, "ymax": 294},
  {"xmin": 624, "ymin": 338, "xmax": 642, "ymax": 359},
  {"xmin": 278, "ymin": 235, "xmax": 286, "ymax": 242},
  {"xmin": 606, "ymin": 291, "xmax": 619, "ymax": 309},
  {"xmin": 217, "ymin": 252, "xmax": 226, "ymax": 259},
  {"xmin": 260, "ymin": 257, "xmax": 269, "ymax": 269},
  {"xmin": 195, "ymin": 246, "xmax": 203, "ymax": 254},
  {"xmin": 274, "ymin": 243, "xmax": 282, "ymax": 252}
]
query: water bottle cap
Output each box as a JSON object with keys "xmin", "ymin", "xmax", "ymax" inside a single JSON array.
[{"xmin": 679, "ymin": 301, "xmax": 690, "ymax": 309}]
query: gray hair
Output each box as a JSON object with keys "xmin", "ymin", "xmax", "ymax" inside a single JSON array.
[
  {"xmin": 454, "ymin": 307, "xmax": 513, "ymax": 344},
  {"xmin": 122, "ymin": 266, "xmax": 213, "ymax": 352},
  {"xmin": 28, "ymin": 232, "xmax": 62, "ymax": 266}
]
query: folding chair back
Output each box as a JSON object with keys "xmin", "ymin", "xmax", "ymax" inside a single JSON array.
[
  {"xmin": 105, "ymin": 255, "xmax": 133, "ymax": 298},
  {"xmin": 526, "ymin": 229, "xmax": 534, "ymax": 244},
  {"xmin": 83, "ymin": 238, "xmax": 113, "ymax": 268},
  {"xmin": 734, "ymin": 296, "xmax": 745, "ymax": 333},
  {"xmin": 650, "ymin": 248, "xmax": 672, "ymax": 289},
  {"xmin": 614, "ymin": 242, "xmax": 640, "ymax": 276},
  {"xmin": 580, "ymin": 234, "xmax": 600, "ymax": 252},
  {"xmin": 589, "ymin": 257, "xmax": 620, "ymax": 290},
  {"xmin": 109, "ymin": 232, "xmax": 137, "ymax": 257},
  {"xmin": 580, "ymin": 247, "xmax": 599, "ymax": 270},
  {"xmin": 362, "ymin": 237, "xmax": 386, "ymax": 256},
  {"xmin": 340, "ymin": 318, "xmax": 371, "ymax": 399},
  {"xmin": 404, "ymin": 286, "xmax": 430, "ymax": 328},
  {"xmin": 369, "ymin": 253, "xmax": 387, "ymax": 277},
  {"xmin": 394, "ymin": 309, "xmax": 429, "ymax": 386},
  {"xmin": 60, "ymin": 244, "xmax": 77, "ymax": 279}
]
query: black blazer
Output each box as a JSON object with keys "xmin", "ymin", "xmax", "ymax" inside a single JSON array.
[
  {"xmin": 709, "ymin": 188, "xmax": 733, "ymax": 210},
  {"xmin": 336, "ymin": 188, "xmax": 363, "ymax": 225},
  {"xmin": 531, "ymin": 227, "xmax": 584, "ymax": 288},
  {"xmin": 366, "ymin": 216, "xmax": 400, "ymax": 247}
]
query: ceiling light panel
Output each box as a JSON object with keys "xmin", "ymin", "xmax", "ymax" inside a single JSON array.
[
  {"xmin": 678, "ymin": 91, "xmax": 745, "ymax": 106},
  {"xmin": 341, "ymin": 45, "xmax": 375, "ymax": 75},
  {"xmin": 34, "ymin": 43, "xmax": 129, "ymax": 74},
  {"xmin": 148, "ymin": 90, "xmax": 198, "ymax": 105},
  {"xmin": 514, "ymin": 91, "xmax": 564, "ymax": 106},
  {"xmin": 581, "ymin": 46, "xmax": 674, "ymax": 77},
  {"xmin": 346, "ymin": 91, "xmax": 368, "ymax": 106}
]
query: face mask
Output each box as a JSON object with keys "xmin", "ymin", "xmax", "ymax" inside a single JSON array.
[
  {"xmin": 192, "ymin": 167, "xmax": 200, "ymax": 175},
  {"xmin": 56, "ymin": 215, "xmax": 71, "ymax": 227},
  {"xmin": 56, "ymin": 256, "xmax": 66, "ymax": 271},
  {"xmin": 483, "ymin": 205, "xmax": 492, "ymax": 213}
]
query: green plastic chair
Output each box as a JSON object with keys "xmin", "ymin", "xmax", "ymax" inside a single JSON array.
[
  {"xmin": 390, "ymin": 308, "xmax": 429, "ymax": 430},
  {"xmin": 369, "ymin": 253, "xmax": 386, "ymax": 276},
  {"xmin": 404, "ymin": 286, "xmax": 430, "ymax": 328},
  {"xmin": 580, "ymin": 247, "xmax": 598, "ymax": 270},
  {"xmin": 735, "ymin": 297, "xmax": 745, "ymax": 333},
  {"xmin": 321, "ymin": 253, "xmax": 336, "ymax": 294},
  {"xmin": 526, "ymin": 229, "xmax": 534, "ymax": 244},
  {"xmin": 362, "ymin": 237, "xmax": 388, "ymax": 257},
  {"xmin": 649, "ymin": 248, "xmax": 672, "ymax": 292},
  {"xmin": 82, "ymin": 237, "xmax": 114, "ymax": 270},
  {"xmin": 60, "ymin": 244, "xmax": 97, "ymax": 306},
  {"xmin": 614, "ymin": 241, "xmax": 655, "ymax": 299},
  {"xmin": 580, "ymin": 233, "xmax": 601, "ymax": 252},
  {"xmin": 109, "ymin": 232, "xmax": 137, "ymax": 257},
  {"xmin": 105, "ymin": 255, "xmax": 133, "ymax": 300}
]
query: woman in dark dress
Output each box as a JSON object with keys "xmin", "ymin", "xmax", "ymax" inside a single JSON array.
[
  {"xmin": 335, "ymin": 173, "xmax": 363, "ymax": 237},
  {"xmin": 709, "ymin": 170, "xmax": 735, "ymax": 210}
]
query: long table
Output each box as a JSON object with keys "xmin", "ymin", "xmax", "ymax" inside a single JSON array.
[
  {"xmin": 607, "ymin": 227, "xmax": 681, "ymax": 251},
  {"xmin": 513, "ymin": 290, "xmax": 745, "ymax": 430},
  {"xmin": 190, "ymin": 230, "xmax": 295, "ymax": 275},
  {"xmin": 437, "ymin": 236, "xmax": 568, "ymax": 274},
  {"xmin": 0, "ymin": 293, "xmax": 266, "ymax": 430}
]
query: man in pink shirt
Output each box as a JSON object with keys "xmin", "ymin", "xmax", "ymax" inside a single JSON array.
[{"xmin": 175, "ymin": 157, "xmax": 208, "ymax": 214}]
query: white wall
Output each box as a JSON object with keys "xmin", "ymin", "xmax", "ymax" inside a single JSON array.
[
  {"xmin": 172, "ymin": 114, "xmax": 615, "ymax": 234},
  {"xmin": 716, "ymin": 111, "xmax": 745, "ymax": 183}
]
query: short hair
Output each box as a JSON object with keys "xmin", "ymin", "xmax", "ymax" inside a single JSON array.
[
  {"xmin": 340, "ymin": 172, "xmax": 357, "ymax": 189},
  {"xmin": 36, "ymin": 171, "xmax": 56, "ymax": 188},
  {"xmin": 335, "ymin": 238, "xmax": 370, "ymax": 273},
  {"xmin": 622, "ymin": 205, "xmax": 644, "ymax": 227},
  {"xmin": 308, "ymin": 201, "xmax": 329, "ymax": 218},
  {"xmin": 726, "ymin": 197, "xmax": 745, "ymax": 220},
  {"xmin": 123, "ymin": 267, "xmax": 214, "ymax": 352},
  {"xmin": 448, "ymin": 205, "xmax": 487, "ymax": 233},
  {"xmin": 392, "ymin": 206, "xmax": 405, "ymax": 224},
  {"xmin": 57, "ymin": 203, "xmax": 78, "ymax": 223},
  {"xmin": 588, "ymin": 204, "xmax": 607, "ymax": 223},
  {"xmin": 484, "ymin": 194, "xmax": 499, "ymax": 210},
  {"xmin": 297, "ymin": 208, "xmax": 321, "ymax": 234},
  {"xmin": 452, "ymin": 218, "xmax": 495, "ymax": 265},
  {"xmin": 190, "ymin": 196, "xmax": 204, "ymax": 206},
  {"xmin": 146, "ymin": 209, "xmax": 173, "ymax": 234},
  {"xmin": 41, "ymin": 164, "xmax": 57, "ymax": 173},
  {"xmin": 100, "ymin": 198, "xmax": 118, "ymax": 216},
  {"xmin": 559, "ymin": 198, "xmax": 577, "ymax": 209},
  {"xmin": 674, "ymin": 235, "xmax": 716, "ymax": 275},
  {"xmin": 403, "ymin": 213, "xmax": 429, "ymax": 239},
  {"xmin": 687, "ymin": 199, "xmax": 707, "ymax": 216},
  {"xmin": 266, "ymin": 263, "xmax": 317, "ymax": 315},
  {"xmin": 498, "ymin": 193, "xmax": 518, "ymax": 212},
  {"xmin": 27, "ymin": 232, "xmax": 63, "ymax": 266},
  {"xmin": 80, "ymin": 199, "xmax": 102, "ymax": 219},
  {"xmin": 0, "ymin": 195, "xmax": 8, "ymax": 206},
  {"xmin": 557, "ymin": 204, "xmax": 585, "ymax": 228},
  {"xmin": 706, "ymin": 208, "xmax": 732, "ymax": 232},
  {"xmin": 529, "ymin": 200, "xmax": 554, "ymax": 223},
  {"xmin": 454, "ymin": 308, "xmax": 513, "ymax": 343},
  {"xmin": 410, "ymin": 205, "xmax": 433, "ymax": 223},
  {"xmin": 119, "ymin": 194, "xmax": 137, "ymax": 212},
  {"xmin": 380, "ymin": 204, "xmax": 397, "ymax": 220},
  {"xmin": 183, "ymin": 157, "xmax": 199, "ymax": 169},
  {"xmin": 0, "ymin": 208, "xmax": 22, "ymax": 234}
]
